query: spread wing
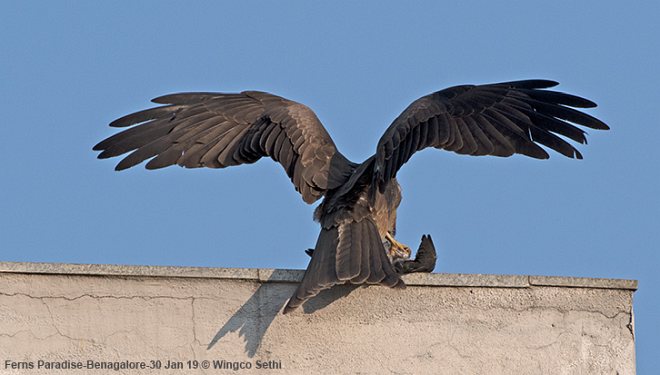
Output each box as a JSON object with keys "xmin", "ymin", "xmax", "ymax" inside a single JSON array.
[
  {"xmin": 94, "ymin": 91, "xmax": 356, "ymax": 204},
  {"xmin": 373, "ymin": 80, "xmax": 609, "ymax": 191}
]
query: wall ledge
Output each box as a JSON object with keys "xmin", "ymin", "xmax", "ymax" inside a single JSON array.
[
  {"xmin": 0, "ymin": 261, "xmax": 637, "ymax": 374},
  {"xmin": 0, "ymin": 260, "xmax": 637, "ymax": 290}
]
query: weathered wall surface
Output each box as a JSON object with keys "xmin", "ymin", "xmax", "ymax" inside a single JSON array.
[{"xmin": 0, "ymin": 262, "xmax": 636, "ymax": 374}]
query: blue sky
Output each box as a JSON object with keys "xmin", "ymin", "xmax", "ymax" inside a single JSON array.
[{"xmin": 2, "ymin": 1, "xmax": 658, "ymax": 371}]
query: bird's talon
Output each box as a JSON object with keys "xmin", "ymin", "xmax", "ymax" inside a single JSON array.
[{"xmin": 385, "ymin": 232, "xmax": 412, "ymax": 260}]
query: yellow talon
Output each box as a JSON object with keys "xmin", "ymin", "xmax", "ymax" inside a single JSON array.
[{"xmin": 385, "ymin": 232, "xmax": 411, "ymax": 260}]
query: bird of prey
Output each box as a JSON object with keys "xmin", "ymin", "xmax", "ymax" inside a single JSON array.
[{"xmin": 93, "ymin": 79, "xmax": 608, "ymax": 313}]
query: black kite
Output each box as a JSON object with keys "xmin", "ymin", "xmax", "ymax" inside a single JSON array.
[{"xmin": 94, "ymin": 80, "xmax": 608, "ymax": 313}]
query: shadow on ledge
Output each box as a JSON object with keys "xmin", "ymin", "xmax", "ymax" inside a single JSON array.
[{"xmin": 207, "ymin": 270, "xmax": 359, "ymax": 357}]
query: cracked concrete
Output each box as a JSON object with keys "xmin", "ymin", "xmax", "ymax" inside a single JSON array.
[{"xmin": 0, "ymin": 262, "xmax": 636, "ymax": 374}]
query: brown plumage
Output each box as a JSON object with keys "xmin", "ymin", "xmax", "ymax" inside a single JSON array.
[{"xmin": 93, "ymin": 80, "xmax": 609, "ymax": 313}]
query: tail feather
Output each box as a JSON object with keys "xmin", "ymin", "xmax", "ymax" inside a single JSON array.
[
  {"xmin": 283, "ymin": 218, "xmax": 404, "ymax": 314},
  {"xmin": 366, "ymin": 225, "xmax": 386, "ymax": 284},
  {"xmin": 313, "ymin": 227, "xmax": 338, "ymax": 288},
  {"xmin": 349, "ymin": 221, "xmax": 363, "ymax": 278},
  {"xmin": 336, "ymin": 221, "xmax": 357, "ymax": 281},
  {"xmin": 351, "ymin": 225, "xmax": 372, "ymax": 284}
]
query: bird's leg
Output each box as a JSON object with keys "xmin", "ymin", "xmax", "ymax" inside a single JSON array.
[
  {"xmin": 385, "ymin": 232, "xmax": 411, "ymax": 260},
  {"xmin": 394, "ymin": 234, "xmax": 437, "ymax": 274}
]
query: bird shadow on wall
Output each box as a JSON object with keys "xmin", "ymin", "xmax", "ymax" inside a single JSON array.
[{"xmin": 207, "ymin": 270, "xmax": 359, "ymax": 357}]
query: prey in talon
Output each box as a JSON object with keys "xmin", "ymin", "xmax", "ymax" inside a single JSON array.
[
  {"xmin": 394, "ymin": 235, "xmax": 437, "ymax": 274},
  {"xmin": 384, "ymin": 231, "xmax": 412, "ymax": 262}
]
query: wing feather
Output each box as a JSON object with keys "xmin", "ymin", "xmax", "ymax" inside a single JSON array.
[
  {"xmin": 95, "ymin": 91, "xmax": 356, "ymax": 204},
  {"xmin": 462, "ymin": 116, "xmax": 494, "ymax": 155},
  {"xmin": 373, "ymin": 80, "xmax": 608, "ymax": 190},
  {"xmin": 454, "ymin": 118, "xmax": 477, "ymax": 154}
]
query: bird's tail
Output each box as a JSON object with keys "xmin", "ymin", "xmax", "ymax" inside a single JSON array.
[{"xmin": 283, "ymin": 218, "xmax": 405, "ymax": 314}]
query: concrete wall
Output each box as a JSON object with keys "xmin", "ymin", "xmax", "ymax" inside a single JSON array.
[{"xmin": 0, "ymin": 262, "xmax": 636, "ymax": 374}]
